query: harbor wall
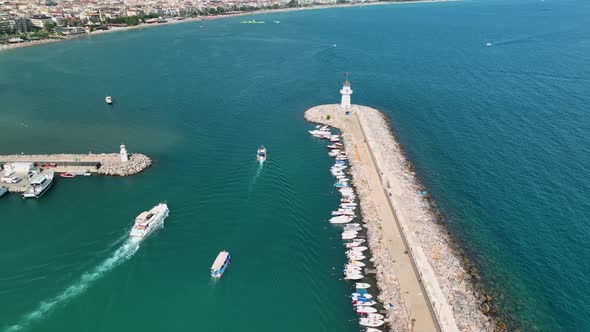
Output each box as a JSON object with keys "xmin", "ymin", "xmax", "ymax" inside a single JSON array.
[{"xmin": 305, "ymin": 104, "xmax": 494, "ymax": 332}]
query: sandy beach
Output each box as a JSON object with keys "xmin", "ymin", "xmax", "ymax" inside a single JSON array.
[
  {"xmin": 305, "ymin": 104, "xmax": 494, "ymax": 331},
  {"xmin": 0, "ymin": 0, "xmax": 453, "ymax": 53}
]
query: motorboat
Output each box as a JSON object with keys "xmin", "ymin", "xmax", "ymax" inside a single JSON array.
[
  {"xmin": 356, "ymin": 282, "xmax": 371, "ymax": 289},
  {"xmin": 359, "ymin": 318, "xmax": 384, "ymax": 327},
  {"xmin": 350, "ymin": 246, "xmax": 368, "ymax": 252},
  {"xmin": 334, "ymin": 182, "xmax": 349, "ymax": 188},
  {"xmin": 351, "ymin": 293, "xmax": 373, "ymax": 300},
  {"xmin": 344, "ymin": 226, "xmax": 361, "ymax": 232},
  {"xmin": 330, "ymin": 215, "xmax": 352, "ymax": 224},
  {"xmin": 348, "ymin": 260, "xmax": 365, "ymax": 267},
  {"xmin": 346, "ymin": 242, "xmax": 360, "ymax": 248},
  {"xmin": 344, "ymin": 273, "xmax": 363, "ymax": 280},
  {"xmin": 105, "ymin": 96, "xmax": 113, "ymax": 104},
  {"xmin": 365, "ymin": 328, "xmax": 383, "ymax": 332},
  {"xmin": 328, "ymin": 150, "xmax": 341, "ymax": 157},
  {"xmin": 342, "ymin": 230, "xmax": 358, "ymax": 239},
  {"xmin": 353, "ymin": 299, "xmax": 377, "ymax": 307},
  {"xmin": 349, "ymin": 239, "xmax": 366, "ymax": 244},
  {"xmin": 129, "ymin": 203, "xmax": 169, "ymax": 239},
  {"xmin": 23, "ymin": 171, "xmax": 54, "ymax": 199},
  {"xmin": 486, "ymin": 42, "xmax": 492, "ymax": 46},
  {"xmin": 356, "ymin": 306, "xmax": 378, "ymax": 314},
  {"xmin": 257, "ymin": 146, "xmax": 267, "ymax": 162},
  {"xmin": 60, "ymin": 172, "xmax": 75, "ymax": 178},
  {"xmin": 210, "ymin": 250, "xmax": 231, "ymax": 278},
  {"xmin": 367, "ymin": 314, "xmax": 385, "ymax": 320},
  {"xmin": 327, "ymin": 144, "xmax": 340, "ymax": 150},
  {"xmin": 0, "ymin": 186, "xmax": 7, "ymax": 198},
  {"xmin": 348, "ymin": 253, "xmax": 366, "ymax": 261}
]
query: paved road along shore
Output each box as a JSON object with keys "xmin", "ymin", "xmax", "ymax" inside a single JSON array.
[{"xmin": 305, "ymin": 105, "xmax": 493, "ymax": 332}]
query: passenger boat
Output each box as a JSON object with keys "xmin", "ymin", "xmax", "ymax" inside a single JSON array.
[
  {"xmin": 23, "ymin": 171, "xmax": 54, "ymax": 199},
  {"xmin": 60, "ymin": 172, "xmax": 75, "ymax": 178},
  {"xmin": 129, "ymin": 203, "xmax": 169, "ymax": 239},
  {"xmin": 105, "ymin": 96, "xmax": 113, "ymax": 104},
  {"xmin": 359, "ymin": 317, "xmax": 384, "ymax": 327},
  {"xmin": 257, "ymin": 146, "xmax": 267, "ymax": 162},
  {"xmin": 211, "ymin": 250, "xmax": 231, "ymax": 278},
  {"xmin": 356, "ymin": 282, "xmax": 371, "ymax": 289},
  {"xmin": 0, "ymin": 186, "xmax": 7, "ymax": 198}
]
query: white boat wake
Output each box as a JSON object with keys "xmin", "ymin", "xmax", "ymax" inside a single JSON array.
[
  {"xmin": 4, "ymin": 238, "xmax": 141, "ymax": 332},
  {"xmin": 248, "ymin": 161, "xmax": 264, "ymax": 195}
]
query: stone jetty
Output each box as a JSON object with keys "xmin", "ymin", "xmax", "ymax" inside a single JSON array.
[{"xmin": 305, "ymin": 104, "xmax": 494, "ymax": 332}]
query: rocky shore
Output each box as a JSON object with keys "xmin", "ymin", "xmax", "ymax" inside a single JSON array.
[{"xmin": 305, "ymin": 104, "xmax": 494, "ymax": 332}]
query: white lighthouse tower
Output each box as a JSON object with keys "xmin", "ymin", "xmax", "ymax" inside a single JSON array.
[
  {"xmin": 340, "ymin": 75, "xmax": 353, "ymax": 109},
  {"xmin": 120, "ymin": 144, "xmax": 129, "ymax": 162}
]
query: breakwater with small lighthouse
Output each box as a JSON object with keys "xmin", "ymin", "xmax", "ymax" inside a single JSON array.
[{"xmin": 305, "ymin": 80, "xmax": 495, "ymax": 331}]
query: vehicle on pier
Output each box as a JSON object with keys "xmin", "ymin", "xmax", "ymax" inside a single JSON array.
[
  {"xmin": 129, "ymin": 203, "xmax": 169, "ymax": 239},
  {"xmin": 23, "ymin": 171, "xmax": 54, "ymax": 199},
  {"xmin": 211, "ymin": 250, "xmax": 231, "ymax": 278}
]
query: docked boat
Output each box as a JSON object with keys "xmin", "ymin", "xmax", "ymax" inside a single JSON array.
[
  {"xmin": 344, "ymin": 273, "xmax": 363, "ymax": 280},
  {"xmin": 350, "ymin": 238, "xmax": 366, "ymax": 244},
  {"xmin": 365, "ymin": 328, "xmax": 383, "ymax": 332},
  {"xmin": 105, "ymin": 96, "xmax": 113, "ymax": 104},
  {"xmin": 0, "ymin": 186, "xmax": 7, "ymax": 198},
  {"xmin": 356, "ymin": 306, "xmax": 378, "ymax": 314},
  {"xmin": 129, "ymin": 203, "xmax": 169, "ymax": 239},
  {"xmin": 23, "ymin": 171, "xmax": 54, "ymax": 199},
  {"xmin": 359, "ymin": 317, "xmax": 384, "ymax": 327},
  {"xmin": 60, "ymin": 172, "xmax": 75, "ymax": 178},
  {"xmin": 342, "ymin": 231, "xmax": 358, "ymax": 240},
  {"xmin": 356, "ymin": 282, "xmax": 371, "ymax": 289},
  {"xmin": 348, "ymin": 260, "xmax": 365, "ymax": 267},
  {"xmin": 367, "ymin": 314, "xmax": 385, "ymax": 320},
  {"xmin": 211, "ymin": 250, "xmax": 231, "ymax": 278},
  {"xmin": 350, "ymin": 246, "xmax": 368, "ymax": 252},
  {"xmin": 330, "ymin": 215, "xmax": 352, "ymax": 224},
  {"xmin": 353, "ymin": 299, "xmax": 376, "ymax": 307},
  {"xmin": 257, "ymin": 146, "xmax": 267, "ymax": 162}
]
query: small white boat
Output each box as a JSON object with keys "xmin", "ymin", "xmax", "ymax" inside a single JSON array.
[
  {"xmin": 330, "ymin": 215, "xmax": 352, "ymax": 224},
  {"xmin": 367, "ymin": 313, "xmax": 384, "ymax": 320},
  {"xmin": 353, "ymin": 299, "xmax": 376, "ymax": 306},
  {"xmin": 365, "ymin": 328, "xmax": 383, "ymax": 332},
  {"xmin": 346, "ymin": 242, "xmax": 360, "ymax": 248},
  {"xmin": 350, "ymin": 246, "xmax": 368, "ymax": 252},
  {"xmin": 342, "ymin": 231, "xmax": 358, "ymax": 240},
  {"xmin": 486, "ymin": 42, "xmax": 492, "ymax": 46},
  {"xmin": 105, "ymin": 96, "xmax": 113, "ymax": 104},
  {"xmin": 356, "ymin": 306, "xmax": 378, "ymax": 314},
  {"xmin": 349, "ymin": 260, "xmax": 365, "ymax": 267},
  {"xmin": 356, "ymin": 282, "xmax": 371, "ymax": 289},
  {"xmin": 348, "ymin": 253, "xmax": 366, "ymax": 260},
  {"xmin": 344, "ymin": 273, "xmax": 363, "ymax": 280},
  {"xmin": 352, "ymin": 293, "xmax": 373, "ymax": 299},
  {"xmin": 344, "ymin": 227, "xmax": 361, "ymax": 233},
  {"xmin": 257, "ymin": 146, "xmax": 267, "ymax": 162},
  {"xmin": 328, "ymin": 150, "xmax": 341, "ymax": 157},
  {"xmin": 359, "ymin": 318, "xmax": 384, "ymax": 327}
]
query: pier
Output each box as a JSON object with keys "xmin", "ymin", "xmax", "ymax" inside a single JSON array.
[{"xmin": 0, "ymin": 146, "xmax": 151, "ymax": 193}]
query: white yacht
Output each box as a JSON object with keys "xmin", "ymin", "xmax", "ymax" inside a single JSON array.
[
  {"xmin": 23, "ymin": 171, "xmax": 54, "ymax": 198},
  {"xmin": 129, "ymin": 203, "xmax": 169, "ymax": 239}
]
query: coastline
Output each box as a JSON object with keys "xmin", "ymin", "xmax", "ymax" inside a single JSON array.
[
  {"xmin": 305, "ymin": 105, "xmax": 495, "ymax": 331},
  {"xmin": 0, "ymin": 0, "xmax": 454, "ymax": 53}
]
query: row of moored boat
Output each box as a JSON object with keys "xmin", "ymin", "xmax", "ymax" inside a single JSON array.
[{"xmin": 309, "ymin": 125, "xmax": 386, "ymax": 330}]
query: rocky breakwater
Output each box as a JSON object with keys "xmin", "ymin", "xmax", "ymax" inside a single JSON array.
[
  {"xmin": 96, "ymin": 153, "xmax": 151, "ymax": 176},
  {"xmin": 305, "ymin": 104, "xmax": 495, "ymax": 332}
]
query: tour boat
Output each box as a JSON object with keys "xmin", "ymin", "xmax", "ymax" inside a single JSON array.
[
  {"xmin": 356, "ymin": 282, "xmax": 371, "ymax": 289},
  {"xmin": 105, "ymin": 96, "xmax": 113, "ymax": 104},
  {"xmin": 356, "ymin": 306, "xmax": 378, "ymax": 314},
  {"xmin": 60, "ymin": 172, "xmax": 76, "ymax": 178},
  {"xmin": 210, "ymin": 250, "xmax": 231, "ymax": 278},
  {"xmin": 257, "ymin": 146, "xmax": 267, "ymax": 162},
  {"xmin": 0, "ymin": 186, "xmax": 7, "ymax": 198},
  {"xmin": 359, "ymin": 318, "xmax": 384, "ymax": 327},
  {"xmin": 129, "ymin": 203, "xmax": 169, "ymax": 239},
  {"xmin": 23, "ymin": 171, "xmax": 54, "ymax": 199}
]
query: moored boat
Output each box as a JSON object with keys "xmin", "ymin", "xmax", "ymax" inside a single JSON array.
[
  {"xmin": 356, "ymin": 306, "xmax": 378, "ymax": 314},
  {"xmin": 359, "ymin": 317, "xmax": 384, "ymax": 327},
  {"xmin": 105, "ymin": 96, "xmax": 113, "ymax": 104},
  {"xmin": 129, "ymin": 203, "xmax": 169, "ymax": 239},
  {"xmin": 23, "ymin": 171, "xmax": 54, "ymax": 199},
  {"xmin": 356, "ymin": 282, "xmax": 371, "ymax": 289},
  {"xmin": 60, "ymin": 172, "xmax": 75, "ymax": 178},
  {"xmin": 211, "ymin": 250, "xmax": 231, "ymax": 278}
]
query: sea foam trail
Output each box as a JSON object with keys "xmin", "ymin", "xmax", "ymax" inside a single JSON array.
[
  {"xmin": 247, "ymin": 161, "xmax": 264, "ymax": 195},
  {"xmin": 4, "ymin": 238, "xmax": 141, "ymax": 332}
]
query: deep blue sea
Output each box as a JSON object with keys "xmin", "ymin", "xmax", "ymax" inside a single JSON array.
[{"xmin": 1, "ymin": 0, "xmax": 589, "ymax": 330}]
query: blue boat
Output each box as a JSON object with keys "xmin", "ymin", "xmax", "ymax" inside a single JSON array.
[{"xmin": 211, "ymin": 251, "xmax": 231, "ymax": 278}]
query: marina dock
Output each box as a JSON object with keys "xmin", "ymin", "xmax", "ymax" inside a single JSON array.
[
  {"xmin": 305, "ymin": 104, "xmax": 492, "ymax": 331},
  {"xmin": 0, "ymin": 148, "xmax": 151, "ymax": 193}
]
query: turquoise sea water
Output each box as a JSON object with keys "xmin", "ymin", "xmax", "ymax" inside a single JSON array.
[{"xmin": 1, "ymin": 0, "xmax": 590, "ymax": 330}]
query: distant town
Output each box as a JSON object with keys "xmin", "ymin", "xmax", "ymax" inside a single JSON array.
[{"xmin": 0, "ymin": 0, "xmax": 393, "ymax": 45}]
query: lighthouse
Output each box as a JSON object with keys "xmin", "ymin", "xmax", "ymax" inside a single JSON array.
[
  {"xmin": 120, "ymin": 144, "xmax": 129, "ymax": 162},
  {"xmin": 340, "ymin": 74, "xmax": 353, "ymax": 109}
]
